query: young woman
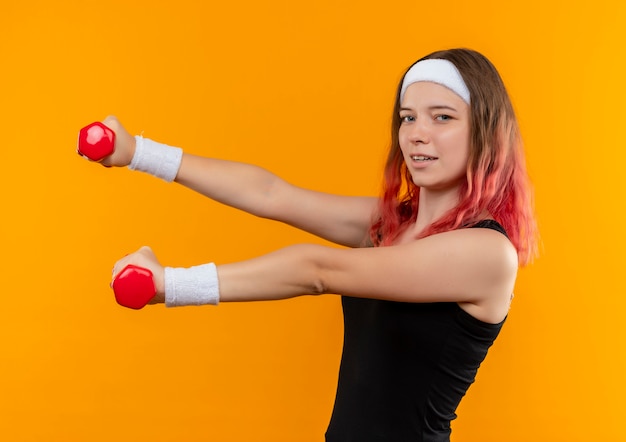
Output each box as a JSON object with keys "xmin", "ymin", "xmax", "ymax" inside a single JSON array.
[{"xmin": 88, "ymin": 48, "xmax": 537, "ymax": 441}]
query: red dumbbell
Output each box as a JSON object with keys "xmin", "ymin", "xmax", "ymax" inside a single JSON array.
[
  {"xmin": 112, "ymin": 265, "xmax": 156, "ymax": 309},
  {"xmin": 77, "ymin": 121, "xmax": 115, "ymax": 162}
]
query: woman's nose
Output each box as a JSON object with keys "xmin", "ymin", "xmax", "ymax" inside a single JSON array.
[{"xmin": 408, "ymin": 118, "xmax": 430, "ymax": 144}]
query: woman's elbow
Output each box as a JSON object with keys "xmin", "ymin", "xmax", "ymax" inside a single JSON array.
[{"xmin": 286, "ymin": 243, "xmax": 332, "ymax": 296}]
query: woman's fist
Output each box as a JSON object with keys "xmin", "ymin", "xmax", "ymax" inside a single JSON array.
[
  {"xmin": 99, "ymin": 116, "xmax": 136, "ymax": 168},
  {"xmin": 77, "ymin": 116, "xmax": 136, "ymax": 167},
  {"xmin": 112, "ymin": 246, "xmax": 166, "ymax": 305}
]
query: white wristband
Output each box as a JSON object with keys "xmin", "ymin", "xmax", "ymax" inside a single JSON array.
[
  {"xmin": 164, "ymin": 263, "xmax": 220, "ymax": 307},
  {"xmin": 129, "ymin": 135, "xmax": 183, "ymax": 182}
]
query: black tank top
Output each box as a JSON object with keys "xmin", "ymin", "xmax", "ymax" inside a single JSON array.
[{"xmin": 325, "ymin": 220, "xmax": 508, "ymax": 442}]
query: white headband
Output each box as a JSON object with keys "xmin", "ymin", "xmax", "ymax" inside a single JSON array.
[{"xmin": 400, "ymin": 59, "xmax": 471, "ymax": 104}]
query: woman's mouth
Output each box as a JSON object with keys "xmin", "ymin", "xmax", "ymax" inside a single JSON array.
[{"xmin": 411, "ymin": 155, "xmax": 437, "ymax": 162}]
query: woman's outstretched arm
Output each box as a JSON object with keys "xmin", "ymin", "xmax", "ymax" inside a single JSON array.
[
  {"xmin": 113, "ymin": 227, "xmax": 518, "ymax": 323},
  {"xmin": 96, "ymin": 116, "xmax": 377, "ymax": 248}
]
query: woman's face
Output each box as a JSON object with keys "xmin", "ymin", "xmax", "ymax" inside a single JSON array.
[{"xmin": 398, "ymin": 81, "xmax": 471, "ymax": 192}]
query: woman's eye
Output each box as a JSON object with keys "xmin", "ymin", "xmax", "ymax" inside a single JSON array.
[
  {"xmin": 435, "ymin": 114, "xmax": 451, "ymax": 121},
  {"xmin": 400, "ymin": 115, "xmax": 415, "ymax": 123}
]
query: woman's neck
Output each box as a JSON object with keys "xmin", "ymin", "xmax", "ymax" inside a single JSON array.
[{"xmin": 413, "ymin": 187, "xmax": 460, "ymax": 233}]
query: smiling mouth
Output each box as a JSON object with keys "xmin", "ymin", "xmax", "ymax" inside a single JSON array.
[{"xmin": 411, "ymin": 155, "xmax": 437, "ymax": 161}]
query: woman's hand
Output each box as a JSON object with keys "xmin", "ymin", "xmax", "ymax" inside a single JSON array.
[
  {"xmin": 97, "ymin": 116, "xmax": 136, "ymax": 168},
  {"xmin": 112, "ymin": 246, "xmax": 166, "ymax": 304}
]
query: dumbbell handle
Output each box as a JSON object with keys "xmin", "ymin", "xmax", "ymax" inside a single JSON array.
[
  {"xmin": 77, "ymin": 121, "xmax": 116, "ymax": 162},
  {"xmin": 112, "ymin": 265, "xmax": 157, "ymax": 309}
]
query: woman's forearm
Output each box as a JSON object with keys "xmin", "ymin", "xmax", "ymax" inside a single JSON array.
[
  {"xmin": 216, "ymin": 244, "xmax": 327, "ymax": 302},
  {"xmin": 175, "ymin": 153, "xmax": 286, "ymax": 219}
]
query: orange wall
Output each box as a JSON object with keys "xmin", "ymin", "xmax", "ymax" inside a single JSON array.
[{"xmin": 1, "ymin": 1, "xmax": 624, "ymax": 440}]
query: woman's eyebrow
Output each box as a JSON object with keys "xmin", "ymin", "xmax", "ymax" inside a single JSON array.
[
  {"xmin": 428, "ymin": 104, "xmax": 459, "ymax": 112},
  {"xmin": 399, "ymin": 105, "xmax": 459, "ymax": 112}
]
